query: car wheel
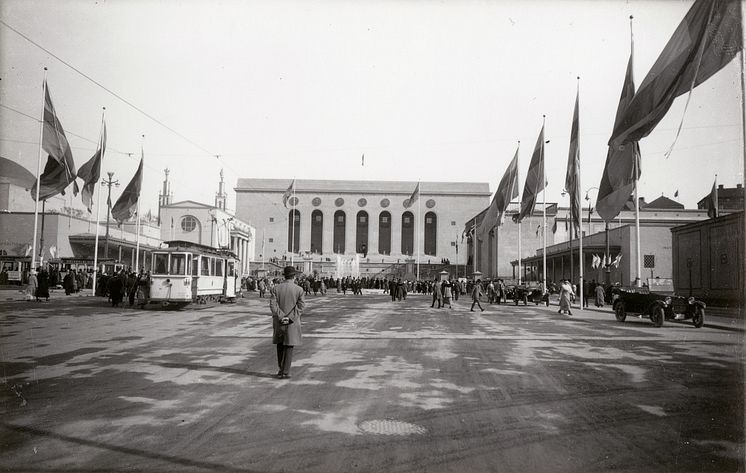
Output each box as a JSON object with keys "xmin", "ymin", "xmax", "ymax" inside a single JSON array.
[
  {"xmin": 652, "ymin": 307, "xmax": 664, "ymax": 327},
  {"xmin": 614, "ymin": 302, "xmax": 626, "ymax": 322},
  {"xmin": 693, "ymin": 307, "xmax": 705, "ymax": 328}
]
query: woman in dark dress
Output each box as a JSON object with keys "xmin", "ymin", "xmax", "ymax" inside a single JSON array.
[{"xmin": 37, "ymin": 267, "xmax": 50, "ymax": 301}]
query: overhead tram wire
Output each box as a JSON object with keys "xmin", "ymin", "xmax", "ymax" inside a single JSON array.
[{"xmin": 0, "ymin": 19, "xmax": 217, "ymax": 159}]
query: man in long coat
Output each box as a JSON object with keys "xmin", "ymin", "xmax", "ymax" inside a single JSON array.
[{"xmin": 270, "ymin": 266, "xmax": 305, "ymax": 379}]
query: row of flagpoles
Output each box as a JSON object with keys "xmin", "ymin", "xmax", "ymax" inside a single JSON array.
[
  {"xmin": 30, "ymin": 70, "xmax": 145, "ymax": 293},
  {"xmin": 470, "ymin": 0, "xmax": 741, "ymax": 307}
]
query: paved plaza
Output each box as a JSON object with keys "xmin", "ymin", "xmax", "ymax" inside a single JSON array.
[{"xmin": 1, "ymin": 291, "xmax": 744, "ymax": 473}]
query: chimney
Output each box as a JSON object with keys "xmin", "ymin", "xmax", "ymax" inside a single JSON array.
[{"xmin": 718, "ymin": 184, "xmax": 725, "ymax": 189}]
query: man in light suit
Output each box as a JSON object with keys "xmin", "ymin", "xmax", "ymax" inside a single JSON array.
[{"xmin": 270, "ymin": 266, "xmax": 305, "ymax": 379}]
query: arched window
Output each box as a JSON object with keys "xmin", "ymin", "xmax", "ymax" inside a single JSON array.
[
  {"xmin": 424, "ymin": 211, "xmax": 437, "ymax": 256},
  {"xmin": 333, "ymin": 210, "xmax": 346, "ymax": 254},
  {"xmin": 287, "ymin": 209, "xmax": 300, "ymax": 253},
  {"xmin": 401, "ymin": 211, "xmax": 414, "ymax": 256},
  {"xmin": 378, "ymin": 211, "xmax": 391, "ymax": 255},
  {"xmin": 311, "ymin": 210, "xmax": 323, "ymax": 254},
  {"xmin": 356, "ymin": 211, "xmax": 368, "ymax": 255}
]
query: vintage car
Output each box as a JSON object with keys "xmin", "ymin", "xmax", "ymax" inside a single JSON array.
[
  {"xmin": 511, "ymin": 283, "xmax": 549, "ymax": 306},
  {"xmin": 611, "ymin": 282, "xmax": 706, "ymax": 328}
]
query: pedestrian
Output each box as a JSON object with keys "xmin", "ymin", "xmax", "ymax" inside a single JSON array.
[
  {"xmin": 27, "ymin": 269, "xmax": 38, "ymax": 301},
  {"xmin": 487, "ymin": 279, "xmax": 496, "ymax": 304},
  {"xmin": 270, "ymin": 266, "xmax": 305, "ymax": 379},
  {"xmin": 470, "ymin": 279, "xmax": 485, "ymax": 312},
  {"xmin": 582, "ymin": 279, "xmax": 590, "ymax": 308},
  {"xmin": 258, "ymin": 278, "xmax": 267, "ymax": 298},
  {"xmin": 37, "ymin": 266, "xmax": 50, "ymax": 302},
  {"xmin": 442, "ymin": 278, "xmax": 453, "ymax": 309},
  {"xmin": 595, "ymin": 282, "xmax": 606, "ymax": 307},
  {"xmin": 558, "ymin": 279, "xmax": 574, "ymax": 315},
  {"xmin": 431, "ymin": 278, "xmax": 443, "ymax": 308}
]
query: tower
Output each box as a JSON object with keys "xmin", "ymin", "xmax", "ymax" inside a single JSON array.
[
  {"xmin": 215, "ymin": 168, "xmax": 227, "ymax": 210},
  {"xmin": 158, "ymin": 168, "xmax": 172, "ymax": 223}
]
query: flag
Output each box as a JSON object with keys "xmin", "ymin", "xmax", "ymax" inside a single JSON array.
[
  {"xmin": 514, "ymin": 123, "xmax": 546, "ymax": 223},
  {"xmin": 612, "ymin": 253, "xmax": 623, "ymax": 268},
  {"xmin": 565, "ymin": 87, "xmax": 581, "ymax": 232},
  {"xmin": 49, "ymin": 245, "xmax": 57, "ymax": 258},
  {"xmin": 476, "ymin": 146, "xmax": 519, "ymax": 240},
  {"xmin": 591, "ymin": 254, "xmax": 597, "ymax": 269},
  {"xmin": 282, "ymin": 179, "xmax": 295, "ymax": 208},
  {"xmin": 361, "ymin": 154, "xmax": 365, "ymax": 167},
  {"xmin": 77, "ymin": 120, "xmax": 106, "ymax": 213},
  {"xmin": 597, "ymin": 40, "xmax": 642, "ymax": 222},
  {"xmin": 405, "ymin": 182, "xmax": 420, "ymax": 209},
  {"xmin": 536, "ymin": 225, "xmax": 540, "ymax": 237},
  {"xmin": 24, "ymin": 244, "xmax": 32, "ymax": 257},
  {"xmin": 111, "ymin": 151, "xmax": 144, "ymax": 225},
  {"xmin": 30, "ymin": 82, "xmax": 79, "ymax": 201},
  {"xmin": 609, "ymin": 0, "xmax": 742, "ymax": 148},
  {"xmin": 706, "ymin": 179, "xmax": 718, "ymax": 218},
  {"xmin": 551, "ymin": 218, "xmax": 557, "ymax": 234},
  {"xmin": 674, "ymin": 189, "xmax": 679, "ymax": 198}
]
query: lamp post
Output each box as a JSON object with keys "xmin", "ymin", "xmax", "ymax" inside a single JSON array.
[{"xmin": 102, "ymin": 172, "xmax": 119, "ymax": 259}]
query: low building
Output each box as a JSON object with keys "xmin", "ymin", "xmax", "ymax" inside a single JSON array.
[{"xmin": 671, "ymin": 211, "xmax": 744, "ymax": 305}]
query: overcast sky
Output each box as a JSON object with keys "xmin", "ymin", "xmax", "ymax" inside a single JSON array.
[{"xmin": 1, "ymin": 0, "xmax": 743, "ymax": 220}]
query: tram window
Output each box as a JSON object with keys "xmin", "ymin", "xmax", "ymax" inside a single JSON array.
[
  {"xmin": 201, "ymin": 257, "xmax": 210, "ymax": 276},
  {"xmin": 186, "ymin": 254, "xmax": 192, "ymax": 275},
  {"xmin": 228, "ymin": 261, "xmax": 235, "ymax": 277},
  {"xmin": 215, "ymin": 259, "xmax": 224, "ymax": 277},
  {"xmin": 192, "ymin": 256, "xmax": 199, "ymax": 276},
  {"xmin": 154, "ymin": 254, "xmax": 168, "ymax": 275},
  {"xmin": 170, "ymin": 254, "xmax": 187, "ymax": 275}
]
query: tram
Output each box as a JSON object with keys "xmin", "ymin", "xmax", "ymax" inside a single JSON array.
[
  {"xmin": 0, "ymin": 256, "xmax": 31, "ymax": 285},
  {"xmin": 149, "ymin": 240, "xmax": 241, "ymax": 308}
]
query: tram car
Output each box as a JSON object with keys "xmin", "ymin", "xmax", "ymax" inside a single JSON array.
[{"xmin": 149, "ymin": 240, "xmax": 241, "ymax": 308}]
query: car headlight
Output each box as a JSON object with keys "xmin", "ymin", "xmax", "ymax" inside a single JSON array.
[
  {"xmin": 664, "ymin": 296, "xmax": 672, "ymax": 305},
  {"xmin": 688, "ymin": 297, "xmax": 695, "ymax": 304}
]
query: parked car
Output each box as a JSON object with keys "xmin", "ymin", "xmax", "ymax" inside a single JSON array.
[
  {"xmin": 510, "ymin": 283, "xmax": 549, "ymax": 306},
  {"xmin": 612, "ymin": 284, "xmax": 705, "ymax": 328}
]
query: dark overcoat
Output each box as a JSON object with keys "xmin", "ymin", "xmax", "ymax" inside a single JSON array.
[{"xmin": 270, "ymin": 279, "xmax": 305, "ymax": 346}]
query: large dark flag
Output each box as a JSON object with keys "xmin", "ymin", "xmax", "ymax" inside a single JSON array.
[
  {"xmin": 609, "ymin": 0, "xmax": 741, "ymax": 148},
  {"xmin": 597, "ymin": 45, "xmax": 642, "ymax": 222},
  {"xmin": 31, "ymin": 82, "xmax": 79, "ymax": 201},
  {"xmin": 282, "ymin": 179, "xmax": 295, "ymax": 208},
  {"xmin": 111, "ymin": 151, "xmax": 143, "ymax": 225},
  {"xmin": 77, "ymin": 120, "xmax": 107, "ymax": 213},
  {"xmin": 478, "ymin": 146, "xmax": 519, "ymax": 240},
  {"xmin": 404, "ymin": 182, "xmax": 420, "ymax": 209},
  {"xmin": 564, "ymin": 88, "xmax": 581, "ymax": 232},
  {"xmin": 513, "ymin": 124, "xmax": 545, "ymax": 224}
]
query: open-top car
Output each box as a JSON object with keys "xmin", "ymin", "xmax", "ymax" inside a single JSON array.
[
  {"xmin": 611, "ymin": 278, "xmax": 705, "ymax": 328},
  {"xmin": 510, "ymin": 282, "xmax": 549, "ymax": 306}
]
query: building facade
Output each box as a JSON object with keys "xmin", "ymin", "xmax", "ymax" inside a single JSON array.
[{"xmin": 234, "ymin": 179, "xmax": 491, "ymax": 264}]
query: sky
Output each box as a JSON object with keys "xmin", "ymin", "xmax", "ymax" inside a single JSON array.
[{"xmin": 0, "ymin": 0, "xmax": 743, "ymax": 221}]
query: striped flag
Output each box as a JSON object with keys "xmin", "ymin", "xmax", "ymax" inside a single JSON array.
[
  {"xmin": 405, "ymin": 182, "xmax": 420, "ymax": 209},
  {"xmin": 282, "ymin": 179, "xmax": 295, "ymax": 208},
  {"xmin": 77, "ymin": 119, "xmax": 106, "ymax": 213},
  {"xmin": 30, "ymin": 82, "xmax": 79, "ymax": 201},
  {"xmin": 514, "ymin": 123, "xmax": 546, "ymax": 224},
  {"xmin": 477, "ymin": 146, "xmax": 519, "ymax": 240},
  {"xmin": 111, "ymin": 150, "xmax": 144, "ymax": 225}
]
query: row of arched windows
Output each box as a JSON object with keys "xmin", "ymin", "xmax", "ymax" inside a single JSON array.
[{"xmin": 289, "ymin": 210, "xmax": 438, "ymax": 256}]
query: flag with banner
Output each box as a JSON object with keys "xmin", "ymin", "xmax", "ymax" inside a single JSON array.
[
  {"xmin": 405, "ymin": 182, "xmax": 420, "ymax": 209},
  {"xmin": 564, "ymin": 87, "xmax": 581, "ymax": 232},
  {"xmin": 111, "ymin": 151, "xmax": 144, "ymax": 225},
  {"xmin": 282, "ymin": 179, "xmax": 295, "ymax": 208},
  {"xmin": 609, "ymin": 0, "xmax": 741, "ymax": 148},
  {"xmin": 77, "ymin": 120, "xmax": 106, "ymax": 213},
  {"xmin": 477, "ymin": 147, "xmax": 519, "ymax": 240},
  {"xmin": 514, "ymin": 123, "xmax": 546, "ymax": 223},
  {"xmin": 597, "ymin": 42, "xmax": 642, "ymax": 222},
  {"xmin": 31, "ymin": 82, "xmax": 79, "ymax": 201},
  {"xmin": 706, "ymin": 179, "xmax": 718, "ymax": 218}
]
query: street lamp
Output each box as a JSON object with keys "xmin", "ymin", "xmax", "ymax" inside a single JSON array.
[{"xmin": 102, "ymin": 172, "xmax": 119, "ymax": 259}]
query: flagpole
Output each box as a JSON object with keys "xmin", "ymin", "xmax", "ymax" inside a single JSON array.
[
  {"xmin": 135, "ymin": 135, "xmax": 143, "ymax": 272},
  {"xmin": 627, "ymin": 16, "xmax": 642, "ymax": 289},
  {"xmin": 516, "ymin": 140, "xmax": 522, "ymax": 285},
  {"xmin": 31, "ymin": 68, "xmax": 48, "ymax": 271},
  {"xmin": 577, "ymin": 78, "xmax": 584, "ymax": 310},
  {"xmin": 92, "ymin": 108, "xmax": 105, "ymax": 296},
  {"xmin": 416, "ymin": 181, "xmax": 421, "ymax": 281},
  {"xmin": 542, "ymin": 115, "xmax": 547, "ymax": 295},
  {"xmin": 291, "ymin": 178, "xmax": 296, "ymax": 266}
]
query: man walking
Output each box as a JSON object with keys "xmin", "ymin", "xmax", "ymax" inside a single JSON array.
[
  {"xmin": 270, "ymin": 266, "xmax": 305, "ymax": 379},
  {"xmin": 470, "ymin": 279, "xmax": 485, "ymax": 312}
]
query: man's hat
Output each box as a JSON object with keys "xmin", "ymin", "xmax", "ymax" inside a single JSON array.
[{"xmin": 283, "ymin": 266, "xmax": 296, "ymax": 278}]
